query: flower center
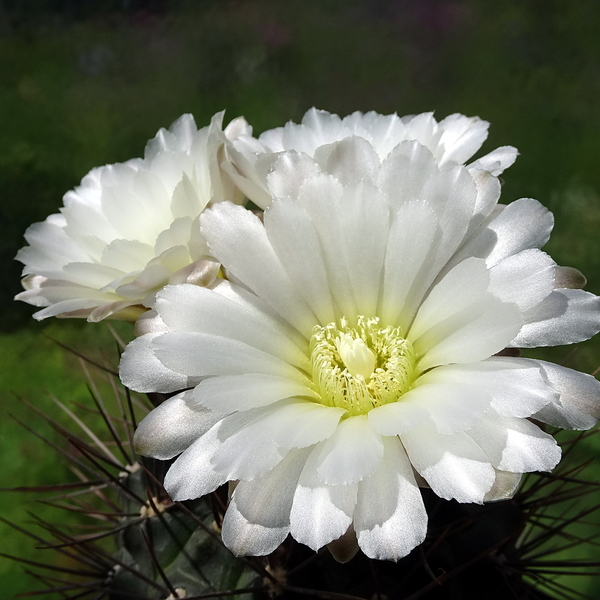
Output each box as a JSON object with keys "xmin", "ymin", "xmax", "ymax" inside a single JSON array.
[{"xmin": 310, "ymin": 316, "xmax": 417, "ymax": 416}]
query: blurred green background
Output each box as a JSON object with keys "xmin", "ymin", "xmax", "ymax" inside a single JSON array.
[{"xmin": 2, "ymin": 0, "xmax": 600, "ymax": 597}]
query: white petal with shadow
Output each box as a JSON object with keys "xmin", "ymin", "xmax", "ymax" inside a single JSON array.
[
  {"xmin": 315, "ymin": 415, "xmax": 384, "ymax": 484},
  {"xmin": 133, "ymin": 390, "xmax": 221, "ymax": 460},
  {"xmin": 164, "ymin": 422, "xmax": 227, "ymax": 500},
  {"xmin": 200, "ymin": 202, "xmax": 317, "ymax": 335},
  {"xmin": 222, "ymin": 496, "xmax": 289, "ymax": 556},
  {"xmin": 290, "ymin": 443, "xmax": 358, "ymax": 550},
  {"xmin": 380, "ymin": 200, "xmax": 439, "ymax": 329},
  {"xmin": 355, "ymin": 436, "xmax": 427, "ymax": 561},
  {"xmin": 510, "ymin": 289, "xmax": 600, "ymax": 348},
  {"xmin": 155, "ymin": 283, "xmax": 309, "ymax": 370},
  {"xmin": 294, "ymin": 173, "xmax": 358, "ymax": 318},
  {"xmin": 395, "ymin": 380, "xmax": 491, "ymax": 434},
  {"xmin": 532, "ymin": 361, "xmax": 600, "ymax": 430},
  {"xmin": 233, "ymin": 448, "xmax": 311, "ymax": 528},
  {"xmin": 210, "ymin": 400, "xmax": 343, "ymax": 480},
  {"xmin": 193, "ymin": 374, "xmax": 317, "ymax": 412},
  {"xmin": 313, "ymin": 136, "xmax": 381, "ymax": 186},
  {"xmin": 488, "ymin": 249, "xmax": 556, "ymax": 311},
  {"xmin": 409, "ymin": 259, "xmax": 523, "ymax": 369},
  {"xmin": 484, "ymin": 470, "xmax": 522, "ymax": 501},
  {"xmin": 466, "ymin": 414, "xmax": 561, "ymax": 473},
  {"xmin": 119, "ymin": 333, "xmax": 194, "ymax": 393},
  {"xmin": 264, "ymin": 197, "xmax": 336, "ymax": 325},
  {"xmin": 468, "ymin": 146, "xmax": 518, "ymax": 176},
  {"xmin": 482, "ymin": 198, "xmax": 554, "ymax": 267},
  {"xmin": 426, "ymin": 358, "xmax": 556, "ymax": 418},
  {"xmin": 402, "ymin": 424, "xmax": 495, "ymax": 503},
  {"xmin": 368, "ymin": 401, "xmax": 429, "ymax": 436},
  {"xmin": 153, "ymin": 332, "xmax": 304, "ymax": 380},
  {"xmin": 409, "ymin": 257, "xmax": 491, "ymax": 340}
]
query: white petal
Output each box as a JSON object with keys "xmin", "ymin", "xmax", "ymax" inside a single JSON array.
[
  {"xmin": 289, "ymin": 108, "xmax": 347, "ymax": 150},
  {"xmin": 211, "ymin": 400, "xmax": 344, "ymax": 480},
  {"xmin": 355, "ymin": 436, "xmax": 427, "ymax": 561},
  {"xmin": 18, "ymin": 220, "xmax": 91, "ymax": 270},
  {"xmin": 164, "ymin": 422, "xmax": 228, "ymax": 500},
  {"xmin": 133, "ymin": 309, "xmax": 168, "ymax": 336},
  {"xmin": 510, "ymin": 289, "xmax": 600, "ymax": 348},
  {"xmin": 484, "ymin": 470, "xmax": 522, "ymax": 501},
  {"xmin": 315, "ymin": 415, "xmax": 384, "ymax": 484},
  {"xmin": 170, "ymin": 172, "xmax": 204, "ymax": 220},
  {"xmin": 417, "ymin": 300, "xmax": 522, "ymax": 370},
  {"xmin": 468, "ymin": 146, "xmax": 519, "ymax": 176},
  {"xmin": 155, "ymin": 283, "xmax": 309, "ymax": 370},
  {"xmin": 61, "ymin": 262, "xmax": 123, "ymax": 289},
  {"xmin": 395, "ymin": 380, "xmax": 492, "ymax": 434},
  {"xmin": 368, "ymin": 401, "xmax": 429, "ymax": 436},
  {"xmin": 294, "ymin": 173, "xmax": 358, "ymax": 317},
  {"xmin": 221, "ymin": 496, "xmax": 288, "ymax": 556},
  {"xmin": 266, "ymin": 150, "xmax": 322, "ymax": 201},
  {"xmin": 264, "ymin": 197, "xmax": 336, "ymax": 324},
  {"xmin": 17, "ymin": 288, "xmax": 110, "ymax": 321},
  {"xmin": 378, "ymin": 140, "xmax": 439, "ymax": 209},
  {"xmin": 427, "ymin": 358, "xmax": 557, "ymax": 419},
  {"xmin": 224, "ymin": 115, "xmax": 252, "ymax": 139},
  {"xmin": 289, "ymin": 444, "xmax": 357, "ymax": 550},
  {"xmin": 532, "ymin": 361, "xmax": 600, "ymax": 430},
  {"xmin": 269, "ymin": 402, "xmax": 346, "ymax": 449},
  {"xmin": 410, "ymin": 166, "xmax": 479, "ymax": 282},
  {"xmin": 193, "ymin": 374, "xmax": 317, "ymax": 412},
  {"xmin": 467, "ymin": 414, "xmax": 561, "ymax": 473},
  {"xmin": 233, "ymin": 448, "xmax": 311, "ymax": 528},
  {"xmin": 401, "ymin": 424, "xmax": 495, "ymax": 503},
  {"xmin": 437, "ymin": 113, "xmax": 489, "ymax": 166},
  {"xmin": 380, "ymin": 200, "xmax": 439, "ymax": 328},
  {"xmin": 488, "ymin": 249, "xmax": 556, "ymax": 311},
  {"xmin": 133, "ymin": 390, "xmax": 221, "ymax": 460},
  {"xmin": 119, "ymin": 333, "xmax": 194, "ymax": 393},
  {"xmin": 145, "ymin": 113, "xmax": 197, "ymax": 157},
  {"xmin": 153, "ymin": 332, "xmax": 303, "ymax": 380},
  {"xmin": 401, "ymin": 113, "xmax": 441, "ymax": 156},
  {"xmin": 221, "ymin": 149, "xmax": 273, "ymax": 209},
  {"xmin": 484, "ymin": 198, "xmax": 554, "ymax": 267},
  {"xmin": 101, "ymin": 172, "xmax": 170, "ymax": 241},
  {"xmin": 447, "ymin": 199, "xmax": 554, "ymax": 270},
  {"xmin": 200, "ymin": 202, "xmax": 317, "ymax": 335},
  {"xmin": 409, "ymin": 257, "xmax": 490, "ymax": 340},
  {"xmin": 333, "ymin": 181, "xmax": 390, "ymax": 317},
  {"xmin": 468, "ymin": 169, "xmax": 501, "ymax": 227},
  {"xmin": 211, "ymin": 280, "xmax": 308, "ymax": 350},
  {"xmin": 222, "ymin": 399, "xmax": 344, "ymax": 448},
  {"xmin": 312, "ymin": 136, "xmax": 381, "ymax": 185},
  {"xmin": 409, "ymin": 258, "xmax": 523, "ymax": 369},
  {"xmin": 327, "ymin": 528, "xmax": 360, "ymax": 563},
  {"xmin": 210, "ymin": 416, "xmax": 286, "ymax": 481}
]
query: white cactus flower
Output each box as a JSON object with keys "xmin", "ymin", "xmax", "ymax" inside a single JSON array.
[
  {"xmin": 16, "ymin": 112, "xmax": 244, "ymax": 322},
  {"xmin": 120, "ymin": 136, "xmax": 600, "ymax": 562},
  {"xmin": 221, "ymin": 108, "xmax": 519, "ymax": 208}
]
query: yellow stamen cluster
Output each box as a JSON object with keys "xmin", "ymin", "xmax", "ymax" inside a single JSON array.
[{"xmin": 310, "ymin": 316, "xmax": 416, "ymax": 416}]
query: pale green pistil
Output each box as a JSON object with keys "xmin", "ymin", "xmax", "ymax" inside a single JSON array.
[
  {"xmin": 335, "ymin": 333, "xmax": 376, "ymax": 380},
  {"xmin": 310, "ymin": 316, "xmax": 417, "ymax": 416}
]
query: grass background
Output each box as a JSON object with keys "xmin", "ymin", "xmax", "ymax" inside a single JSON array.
[{"xmin": 1, "ymin": 0, "xmax": 600, "ymax": 597}]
